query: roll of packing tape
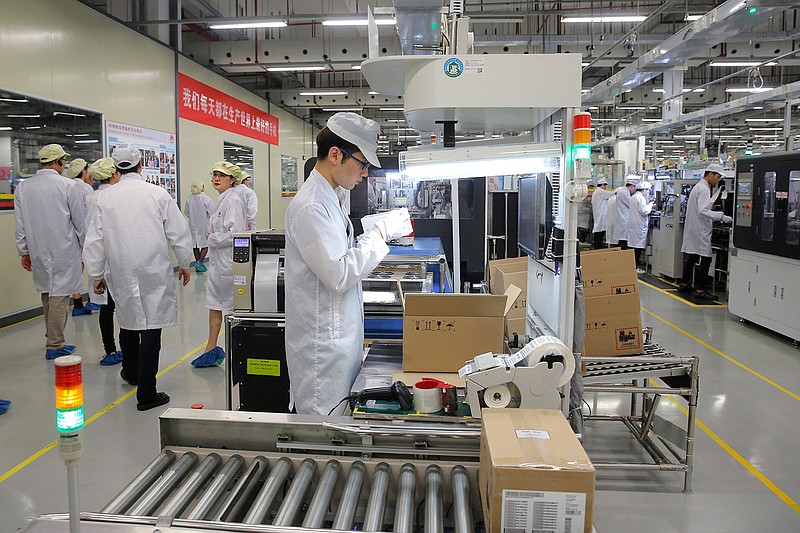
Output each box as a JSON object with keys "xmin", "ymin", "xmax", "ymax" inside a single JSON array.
[
  {"xmin": 521, "ymin": 335, "xmax": 576, "ymax": 388},
  {"xmin": 483, "ymin": 385, "xmax": 513, "ymax": 409},
  {"xmin": 413, "ymin": 379, "xmax": 443, "ymax": 413}
]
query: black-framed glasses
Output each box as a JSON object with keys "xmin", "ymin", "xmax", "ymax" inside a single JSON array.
[{"xmin": 339, "ymin": 148, "xmax": 371, "ymax": 171}]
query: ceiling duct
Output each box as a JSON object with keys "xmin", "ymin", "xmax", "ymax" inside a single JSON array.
[{"xmin": 393, "ymin": 0, "xmax": 445, "ymax": 55}]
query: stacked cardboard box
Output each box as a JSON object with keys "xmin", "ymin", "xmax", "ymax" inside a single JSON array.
[
  {"xmin": 488, "ymin": 256, "xmax": 528, "ymax": 337},
  {"xmin": 581, "ymin": 249, "xmax": 643, "ymax": 356}
]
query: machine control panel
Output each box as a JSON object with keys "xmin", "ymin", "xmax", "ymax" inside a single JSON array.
[
  {"xmin": 233, "ymin": 237, "xmax": 251, "ymax": 263},
  {"xmin": 736, "ymin": 172, "xmax": 753, "ymax": 227}
]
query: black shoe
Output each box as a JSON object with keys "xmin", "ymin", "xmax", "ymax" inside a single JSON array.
[
  {"xmin": 694, "ymin": 290, "xmax": 717, "ymax": 301},
  {"xmin": 137, "ymin": 392, "xmax": 170, "ymax": 411},
  {"xmin": 676, "ymin": 285, "xmax": 693, "ymax": 294},
  {"xmin": 120, "ymin": 368, "xmax": 138, "ymax": 386}
]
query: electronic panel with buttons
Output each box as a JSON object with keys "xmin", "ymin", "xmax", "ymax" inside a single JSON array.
[{"xmin": 736, "ymin": 172, "xmax": 753, "ymax": 228}]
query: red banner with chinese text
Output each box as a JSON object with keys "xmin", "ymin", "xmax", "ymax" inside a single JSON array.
[{"xmin": 178, "ymin": 73, "xmax": 279, "ymax": 145}]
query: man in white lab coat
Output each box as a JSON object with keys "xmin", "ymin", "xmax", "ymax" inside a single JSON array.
[
  {"xmin": 238, "ymin": 172, "xmax": 258, "ymax": 230},
  {"xmin": 83, "ymin": 144, "xmax": 193, "ymax": 411},
  {"xmin": 284, "ymin": 113, "xmax": 409, "ymax": 416},
  {"xmin": 628, "ymin": 180, "xmax": 655, "ymax": 273},
  {"xmin": 678, "ymin": 163, "xmax": 732, "ymax": 299},
  {"xmin": 611, "ymin": 179, "xmax": 637, "ymax": 249},
  {"xmin": 15, "ymin": 144, "xmax": 86, "ymax": 359},
  {"xmin": 66, "ymin": 158, "xmax": 97, "ymax": 315},
  {"xmin": 590, "ymin": 178, "xmax": 615, "ymax": 249}
]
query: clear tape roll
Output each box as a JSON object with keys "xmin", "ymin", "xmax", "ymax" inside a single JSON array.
[
  {"xmin": 520, "ymin": 335, "xmax": 575, "ymax": 388},
  {"xmin": 413, "ymin": 383, "xmax": 442, "ymax": 413}
]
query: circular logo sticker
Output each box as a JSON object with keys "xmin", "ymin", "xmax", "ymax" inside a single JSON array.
[{"xmin": 443, "ymin": 58, "xmax": 463, "ymax": 78}]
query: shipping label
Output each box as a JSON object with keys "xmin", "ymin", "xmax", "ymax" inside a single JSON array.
[
  {"xmin": 501, "ymin": 489, "xmax": 586, "ymax": 533},
  {"xmin": 615, "ymin": 327, "xmax": 641, "ymax": 350},
  {"xmin": 515, "ymin": 429, "xmax": 550, "ymax": 440},
  {"xmin": 233, "ymin": 275, "xmax": 247, "ymax": 286},
  {"xmin": 246, "ymin": 358, "xmax": 281, "ymax": 376}
]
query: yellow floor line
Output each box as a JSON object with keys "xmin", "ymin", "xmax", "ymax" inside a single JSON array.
[
  {"xmin": 657, "ymin": 386, "xmax": 800, "ymax": 515},
  {"xmin": 638, "ymin": 279, "xmax": 726, "ymax": 309},
  {"xmin": 0, "ymin": 342, "xmax": 206, "ymax": 484},
  {"xmin": 641, "ymin": 307, "xmax": 800, "ymax": 402}
]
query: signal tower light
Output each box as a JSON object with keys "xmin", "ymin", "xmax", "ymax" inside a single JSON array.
[
  {"xmin": 574, "ymin": 112, "xmax": 592, "ymax": 182},
  {"xmin": 55, "ymin": 355, "xmax": 84, "ymax": 533}
]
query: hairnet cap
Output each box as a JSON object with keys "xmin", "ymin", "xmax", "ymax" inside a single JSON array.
[
  {"xmin": 597, "ymin": 178, "xmax": 609, "ymax": 185},
  {"xmin": 66, "ymin": 158, "xmax": 88, "ymax": 179},
  {"xmin": 190, "ymin": 180, "xmax": 204, "ymax": 195},
  {"xmin": 625, "ymin": 178, "xmax": 638, "ymax": 186},
  {"xmin": 112, "ymin": 143, "xmax": 142, "ymax": 170},
  {"xmin": 326, "ymin": 112, "xmax": 382, "ymax": 168},
  {"xmin": 39, "ymin": 144, "xmax": 69, "ymax": 163},
  {"xmin": 89, "ymin": 157, "xmax": 117, "ymax": 181},
  {"xmin": 705, "ymin": 163, "xmax": 725, "ymax": 175},
  {"xmin": 636, "ymin": 180, "xmax": 652, "ymax": 191},
  {"xmin": 212, "ymin": 161, "xmax": 240, "ymax": 177}
]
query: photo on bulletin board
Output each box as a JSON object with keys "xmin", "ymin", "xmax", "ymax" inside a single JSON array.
[
  {"xmin": 105, "ymin": 120, "xmax": 178, "ymax": 202},
  {"xmin": 281, "ymin": 154, "xmax": 298, "ymax": 197}
]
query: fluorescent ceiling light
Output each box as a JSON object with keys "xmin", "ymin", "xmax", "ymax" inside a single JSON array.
[
  {"xmin": 471, "ymin": 17, "xmax": 525, "ymax": 24},
  {"xmin": 22, "ymin": 126, "xmax": 41, "ymax": 129},
  {"xmin": 267, "ymin": 66, "xmax": 326, "ymax": 72},
  {"xmin": 0, "ymin": 97, "xmax": 28, "ymax": 103},
  {"xmin": 351, "ymin": 65, "xmax": 362, "ymax": 70},
  {"xmin": 379, "ymin": 107, "xmax": 403, "ymax": 111},
  {"xmin": 299, "ymin": 90, "xmax": 348, "ymax": 96},
  {"xmin": 685, "ymin": 14, "xmax": 703, "ymax": 21},
  {"xmin": 321, "ymin": 107, "xmax": 362, "ymax": 111},
  {"xmin": 8, "ymin": 114, "xmax": 40, "ymax": 118},
  {"xmin": 754, "ymin": 134, "xmax": 781, "ymax": 138},
  {"xmin": 652, "ymin": 88, "xmax": 704, "ymax": 93},
  {"xmin": 322, "ymin": 18, "xmax": 395, "ymax": 26},
  {"xmin": 710, "ymin": 61, "xmax": 777, "ymax": 67},
  {"xmin": 209, "ymin": 21, "xmax": 287, "ymax": 29},
  {"xmin": 65, "ymin": 133, "xmax": 90, "ymax": 137},
  {"xmin": 746, "ymin": 118, "xmax": 783, "ymax": 122},
  {"xmin": 581, "ymin": 89, "xmax": 591, "ymax": 93},
  {"xmin": 53, "ymin": 111, "xmax": 86, "ymax": 117},
  {"xmin": 562, "ymin": 16, "xmax": 647, "ymax": 23},
  {"xmin": 617, "ymin": 106, "xmax": 646, "ymax": 110},
  {"xmin": 386, "ymin": 119, "xmax": 405, "ymax": 123},
  {"xmin": 726, "ymin": 87, "xmax": 774, "ymax": 93},
  {"xmin": 0, "ymin": 126, "xmax": 12, "ymax": 131},
  {"xmin": 368, "ymin": 91, "xmax": 379, "ymax": 95},
  {"xmin": 642, "ymin": 118, "xmax": 662, "ymax": 122},
  {"xmin": 674, "ymin": 134, "xmax": 701, "ymax": 138},
  {"xmin": 749, "ymin": 127, "xmax": 782, "ymax": 131},
  {"xmin": 75, "ymin": 139, "xmax": 99, "ymax": 143},
  {"xmin": 717, "ymin": 135, "xmax": 742, "ymax": 138}
]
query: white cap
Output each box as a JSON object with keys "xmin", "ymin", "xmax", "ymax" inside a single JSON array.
[
  {"xmin": 326, "ymin": 112, "xmax": 381, "ymax": 168},
  {"xmin": 705, "ymin": 163, "xmax": 725, "ymax": 175},
  {"xmin": 597, "ymin": 178, "xmax": 609, "ymax": 185},
  {"xmin": 635, "ymin": 180, "xmax": 652, "ymax": 191},
  {"xmin": 111, "ymin": 143, "xmax": 142, "ymax": 170}
]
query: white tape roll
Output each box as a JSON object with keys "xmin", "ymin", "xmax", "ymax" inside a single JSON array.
[
  {"xmin": 413, "ymin": 383, "xmax": 442, "ymax": 413},
  {"xmin": 522, "ymin": 336, "xmax": 576, "ymax": 388},
  {"xmin": 483, "ymin": 385, "xmax": 512, "ymax": 409}
]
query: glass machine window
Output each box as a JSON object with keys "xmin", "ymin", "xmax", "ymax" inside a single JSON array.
[
  {"xmin": 761, "ymin": 171, "xmax": 776, "ymax": 242},
  {"xmin": 787, "ymin": 171, "xmax": 800, "ymax": 247}
]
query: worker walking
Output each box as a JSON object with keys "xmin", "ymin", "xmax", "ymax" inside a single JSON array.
[
  {"xmin": 284, "ymin": 112, "xmax": 409, "ymax": 415},
  {"xmin": 192, "ymin": 162, "xmax": 247, "ymax": 368},
  {"xmin": 66, "ymin": 157, "xmax": 97, "ymax": 315},
  {"xmin": 611, "ymin": 179, "xmax": 637, "ymax": 249},
  {"xmin": 184, "ymin": 180, "xmax": 214, "ymax": 273},
  {"xmin": 15, "ymin": 144, "xmax": 86, "ymax": 359},
  {"xmin": 590, "ymin": 178, "xmax": 615, "ymax": 249},
  {"xmin": 628, "ymin": 181, "xmax": 654, "ymax": 274},
  {"xmin": 83, "ymin": 144, "xmax": 193, "ymax": 411},
  {"xmin": 678, "ymin": 163, "xmax": 732, "ymax": 299}
]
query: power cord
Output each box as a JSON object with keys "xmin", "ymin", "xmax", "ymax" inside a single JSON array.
[{"xmin": 327, "ymin": 396, "xmax": 354, "ymax": 416}]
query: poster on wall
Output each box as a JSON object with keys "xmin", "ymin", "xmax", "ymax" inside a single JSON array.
[
  {"xmin": 281, "ymin": 154, "xmax": 298, "ymax": 197},
  {"xmin": 106, "ymin": 121, "xmax": 178, "ymax": 201}
]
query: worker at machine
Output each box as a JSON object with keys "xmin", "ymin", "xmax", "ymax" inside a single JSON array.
[
  {"xmin": 628, "ymin": 181, "xmax": 655, "ymax": 274},
  {"xmin": 15, "ymin": 144, "xmax": 86, "ymax": 360},
  {"xmin": 284, "ymin": 112, "xmax": 409, "ymax": 416},
  {"xmin": 678, "ymin": 163, "xmax": 732, "ymax": 299},
  {"xmin": 236, "ymin": 171, "xmax": 258, "ymax": 230},
  {"xmin": 611, "ymin": 178, "xmax": 637, "ymax": 249},
  {"xmin": 66, "ymin": 158, "xmax": 97, "ymax": 316},
  {"xmin": 184, "ymin": 180, "xmax": 215, "ymax": 273},
  {"xmin": 590, "ymin": 177, "xmax": 615, "ymax": 249},
  {"xmin": 85, "ymin": 157, "xmax": 125, "ymax": 366},
  {"xmin": 192, "ymin": 162, "xmax": 247, "ymax": 368},
  {"xmin": 83, "ymin": 143, "xmax": 193, "ymax": 411}
]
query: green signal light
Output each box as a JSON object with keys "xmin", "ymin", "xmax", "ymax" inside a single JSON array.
[
  {"xmin": 748, "ymin": 6, "xmax": 757, "ymax": 13},
  {"xmin": 432, "ymin": 22, "xmax": 438, "ymax": 30},
  {"xmin": 56, "ymin": 406, "xmax": 84, "ymax": 432}
]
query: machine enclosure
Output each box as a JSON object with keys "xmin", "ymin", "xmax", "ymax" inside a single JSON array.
[
  {"xmin": 489, "ymin": 256, "xmax": 528, "ymax": 336},
  {"xmin": 480, "ymin": 409, "xmax": 595, "ymax": 533}
]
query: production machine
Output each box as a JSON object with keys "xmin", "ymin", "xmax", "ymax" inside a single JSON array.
[{"xmin": 650, "ymin": 179, "xmax": 695, "ymax": 279}]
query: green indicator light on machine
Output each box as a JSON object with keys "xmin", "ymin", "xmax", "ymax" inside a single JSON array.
[
  {"xmin": 748, "ymin": 6, "xmax": 757, "ymax": 14},
  {"xmin": 432, "ymin": 22, "xmax": 438, "ymax": 30}
]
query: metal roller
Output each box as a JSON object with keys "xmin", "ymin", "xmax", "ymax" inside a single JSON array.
[
  {"xmin": 331, "ymin": 460, "xmax": 366, "ymax": 531},
  {"xmin": 126, "ymin": 452, "xmax": 198, "ymax": 516},
  {"xmin": 158, "ymin": 453, "xmax": 222, "ymax": 518},
  {"xmin": 424, "ymin": 465, "xmax": 444, "ymax": 533},
  {"xmin": 302, "ymin": 460, "xmax": 341, "ymax": 529},
  {"xmin": 210, "ymin": 456, "xmax": 269, "ymax": 523},
  {"xmin": 451, "ymin": 465, "xmax": 473, "ymax": 533},
  {"xmin": 272, "ymin": 458, "xmax": 317, "ymax": 526},
  {"xmin": 101, "ymin": 450, "xmax": 175, "ymax": 514},
  {"xmin": 393, "ymin": 463, "xmax": 417, "ymax": 533},
  {"xmin": 242, "ymin": 457, "xmax": 292, "ymax": 525},
  {"xmin": 184, "ymin": 454, "xmax": 244, "ymax": 521},
  {"xmin": 363, "ymin": 462, "xmax": 391, "ymax": 532}
]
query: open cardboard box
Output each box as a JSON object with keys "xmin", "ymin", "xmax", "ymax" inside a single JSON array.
[
  {"xmin": 402, "ymin": 285, "xmax": 521, "ymax": 372},
  {"xmin": 489, "ymin": 256, "xmax": 528, "ymax": 320}
]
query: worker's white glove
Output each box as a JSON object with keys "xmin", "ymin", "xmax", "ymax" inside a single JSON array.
[
  {"xmin": 721, "ymin": 215, "xmax": 733, "ymax": 224},
  {"xmin": 373, "ymin": 208, "xmax": 413, "ymax": 242}
]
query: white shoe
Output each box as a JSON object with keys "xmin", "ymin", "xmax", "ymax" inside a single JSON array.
[{"xmin": 636, "ymin": 268, "xmax": 646, "ymax": 274}]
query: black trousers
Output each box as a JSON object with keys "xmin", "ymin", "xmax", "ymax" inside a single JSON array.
[
  {"xmin": 99, "ymin": 294, "xmax": 118, "ymax": 355},
  {"xmin": 592, "ymin": 231, "xmax": 605, "ymax": 250},
  {"xmin": 682, "ymin": 253, "xmax": 713, "ymax": 291},
  {"xmin": 120, "ymin": 328, "xmax": 162, "ymax": 404},
  {"xmin": 634, "ymin": 248, "xmax": 644, "ymax": 267},
  {"xmin": 618, "ymin": 239, "xmax": 629, "ymax": 250}
]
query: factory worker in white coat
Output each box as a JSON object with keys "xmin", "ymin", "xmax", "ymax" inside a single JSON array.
[
  {"xmin": 285, "ymin": 112, "xmax": 410, "ymax": 416},
  {"xmin": 15, "ymin": 144, "xmax": 86, "ymax": 359},
  {"xmin": 234, "ymin": 171, "xmax": 258, "ymax": 230},
  {"xmin": 628, "ymin": 180, "xmax": 655, "ymax": 273},
  {"xmin": 611, "ymin": 179, "xmax": 637, "ymax": 249},
  {"xmin": 66, "ymin": 157, "xmax": 96, "ymax": 315},
  {"xmin": 678, "ymin": 163, "xmax": 732, "ymax": 299},
  {"xmin": 192, "ymin": 161, "xmax": 247, "ymax": 368},
  {"xmin": 605, "ymin": 194, "xmax": 618, "ymax": 247},
  {"xmin": 591, "ymin": 178, "xmax": 615, "ymax": 249},
  {"xmin": 183, "ymin": 180, "xmax": 215, "ymax": 272},
  {"xmin": 83, "ymin": 143, "xmax": 192, "ymax": 411}
]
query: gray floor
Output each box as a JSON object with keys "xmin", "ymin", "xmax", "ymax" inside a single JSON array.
[{"xmin": 1, "ymin": 274, "xmax": 799, "ymax": 532}]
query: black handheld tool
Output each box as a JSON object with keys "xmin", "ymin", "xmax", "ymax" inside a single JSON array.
[{"xmin": 352, "ymin": 381, "xmax": 413, "ymax": 410}]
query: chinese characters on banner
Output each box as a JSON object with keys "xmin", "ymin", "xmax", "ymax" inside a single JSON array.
[
  {"xmin": 178, "ymin": 73, "xmax": 279, "ymax": 145},
  {"xmin": 106, "ymin": 121, "xmax": 178, "ymax": 201}
]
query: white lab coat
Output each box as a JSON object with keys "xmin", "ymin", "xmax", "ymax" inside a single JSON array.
[
  {"xmin": 577, "ymin": 197, "xmax": 592, "ymax": 230},
  {"xmin": 84, "ymin": 183, "xmax": 114, "ymax": 305},
  {"xmin": 205, "ymin": 188, "xmax": 247, "ymax": 311},
  {"xmin": 83, "ymin": 173, "xmax": 192, "ymax": 330},
  {"xmin": 236, "ymin": 186, "xmax": 258, "ymax": 229},
  {"xmin": 15, "ymin": 169, "xmax": 86, "ymax": 296},
  {"xmin": 184, "ymin": 192, "xmax": 215, "ymax": 248},
  {"xmin": 627, "ymin": 191, "xmax": 654, "ymax": 249},
  {"xmin": 284, "ymin": 170, "xmax": 390, "ymax": 415},
  {"xmin": 605, "ymin": 195, "xmax": 618, "ymax": 245},
  {"xmin": 74, "ymin": 178, "xmax": 94, "ymax": 199},
  {"xmin": 611, "ymin": 186, "xmax": 632, "ymax": 243},
  {"xmin": 591, "ymin": 187, "xmax": 615, "ymax": 233},
  {"xmin": 681, "ymin": 178, "xmax": 724, "ymax": 257}
]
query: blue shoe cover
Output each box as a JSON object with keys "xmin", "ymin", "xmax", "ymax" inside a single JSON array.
[
  {"xmin": 100, "ymin": 351, "xmax": 124, "ymax": 366},
  {"xmin": 191, "ymin": 346, "xmax": 225, "ymax": 367},
  {"xmin": 85, "ymin": 302, "xmax": 102, "ymax": 311},
  {"xmin": 63, "ymin": 345, "xmax": 76, "ymax": 354},
  {"xmin": 46, "ymin": 347, "xmax": 75, "ymax": 360},
  {"xmin": 0, "ymin": 399, "xmax": 10, "ymax": 415},
  {"xmin": 71, "ymin": 307, "xmax": 92, "ymax": 316}
]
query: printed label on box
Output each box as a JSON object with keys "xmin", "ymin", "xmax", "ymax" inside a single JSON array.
[
  {"xmin": 615, "ymin": 328, "xmax": 641, "ymax": 350},
  {"xmin": 611, "ymin": 284, "xmax": 636, "ymax": 295},
  {"xmin": 234, "ymin": 275, "xmax": 247, "ymax": 286},
  {"xmin": 413, "ymin": 319, "xmax": 457, "ymax": 332},
  {"xmin": 246, "ymin": 358, "xmax": 281, "ymax": 376},
  {"xmin": 515, "ymin": 429, "xmax": 550, "ymax": 440},
  {"xmin": 501, "ymin": 489, "xmax": 586, "ymax": 533}
]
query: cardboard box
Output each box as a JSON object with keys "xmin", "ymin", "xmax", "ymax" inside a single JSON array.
[
  {"xmin": 505, "ymin": 316, "xmax": 527, "ymax": 339},
  {"xmin": 583, "ymin": 292, "xmax": 643, "ymax": 356},
  {"xmin": 489, "ymin": 257, "xmax": 528, "ymax": 320},
  {"xmin": 402, "ymin": 288, "xmax": 519, "ymax": 372},
  {"xmin": 580, "ymin": 248, "xmax": 638, "ymax": 298},
  {"xmin": 480, "ymin": 409, "xmax": 595, "ymax": 533}
]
